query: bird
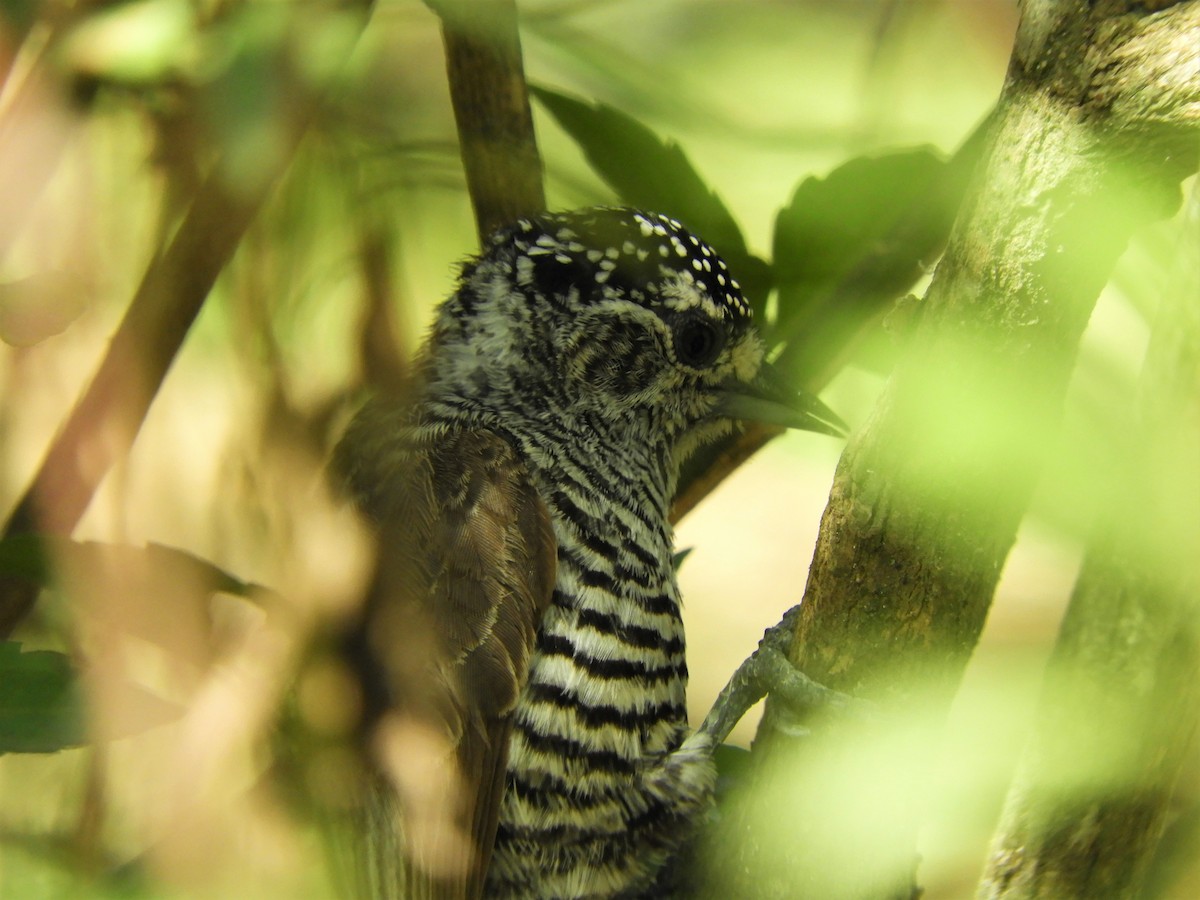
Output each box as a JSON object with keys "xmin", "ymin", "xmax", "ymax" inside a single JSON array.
[{"xmin": 331, "ymin": 206, "xmax": 844, "ymax": 899}]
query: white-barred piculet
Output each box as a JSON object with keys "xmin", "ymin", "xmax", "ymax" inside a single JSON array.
[{"xmin": 334, "ymin": 207, "xmax": 843, "ymax": 899}]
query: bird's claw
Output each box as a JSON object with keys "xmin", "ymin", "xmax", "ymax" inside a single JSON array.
[{"xmin": 698, "ymin": 606, "xmax": 871, "ymax": 747}]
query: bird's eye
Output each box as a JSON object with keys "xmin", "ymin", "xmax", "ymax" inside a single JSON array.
[{"xmin": 672, "ymin": 314, "xmax": 725, "ymax": 369}]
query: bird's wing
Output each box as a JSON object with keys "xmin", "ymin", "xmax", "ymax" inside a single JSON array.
[{"xmin": 339, "ymin": 424, "xmax": 556, "ymax": 899}]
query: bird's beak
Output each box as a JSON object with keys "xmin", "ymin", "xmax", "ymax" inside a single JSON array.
[{"xmin": 717, "ymin": 362, "xmax": 848, "ymax": 438}]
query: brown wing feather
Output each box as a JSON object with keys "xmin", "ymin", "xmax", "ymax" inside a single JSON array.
[{"xmin": 339, "ymin": 424, "xmax": 555, "ymax": 899}]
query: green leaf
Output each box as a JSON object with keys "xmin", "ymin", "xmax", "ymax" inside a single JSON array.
[
  {"xmin": 0, "ymin": 0, "xmax": 40, "ymax": 42},
  {"xmin": 0, "ymin": 643, "xmax": 85, "ymax": 753},
  {"xmin": 771, "ymin": 148, "xmax": 947, "ymax": 380},
  {"xmin": 0, "ymin": 533, "xmax": 52, "ymax": 586},
  {"xmin": 773, "ymin": 149, "xmax": 945, "ymax": 299},
  {"xmin": 531, "ymin": 85, "xmax": 771, "ymax": 313},
  {"xmin": 771, "ymin": 126, "xmax": 987, "ymax": 382}
]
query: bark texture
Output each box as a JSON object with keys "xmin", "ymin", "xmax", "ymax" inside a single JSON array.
[
  {"xmin": 708, "ymin": 2, "xmax": 1200, "ymax": 897},
  {"xmin": 431, "ymin": 0, "xmax": 546, "ymax": 243}
]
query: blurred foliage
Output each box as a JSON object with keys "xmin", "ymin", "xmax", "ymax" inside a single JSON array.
[
  {"xmin": 0, "ymin": 532, "xmax": 264, "ymax": 602},
  {"xmin": 61, "ymin": 0, "xmax": 197, "ymax": 87},
  {"xmin": 0, "ymin": 642, "xmax": 83, "ymax": 753}
]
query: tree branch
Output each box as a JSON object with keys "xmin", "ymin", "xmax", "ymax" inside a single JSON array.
[
  {"xmin": 430, "ymin": 0, "xmax": 545, "ymax": 243},
  {"xmin": 705, "ymin": 1, "xmax": 1200, "ymax": 895}
]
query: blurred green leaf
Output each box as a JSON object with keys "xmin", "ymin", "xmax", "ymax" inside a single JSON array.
[
  {"xmin": 0, "ymin": 533, "xmax": 51, "ymax": 586},
  {"xmin": 0, "ymin": 0, "xmax": 40, "ymax": 35},
  {"xmin": 0, "ymin": 643, "xmax": 85, "ymax": 754},
  {"xmin": 197, "ymin": 4, "xmax": 293, "ymax": 195},
  {"xmin": 531, "ymin": 85, "xmax": 771, "ymax": 313},
  {"xmin": 61, "ymin": 0, "xmax": 198, "ymax": 86},
  {"xmin": 774, "ymin": 149, "xmax": 944, "ymax": 299},
  {"xmin": 772, "ymin": 149, "xmax": 947, "ymax": 377}
]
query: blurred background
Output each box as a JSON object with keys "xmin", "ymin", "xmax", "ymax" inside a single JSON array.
[{"xmin": 1, "ymin": 0, "xmax": 1193, "ymax": 896}]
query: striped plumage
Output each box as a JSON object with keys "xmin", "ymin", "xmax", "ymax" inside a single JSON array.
[{"xmin": 334, "ymin": 207, "xmax": 840, "ymax": 898}]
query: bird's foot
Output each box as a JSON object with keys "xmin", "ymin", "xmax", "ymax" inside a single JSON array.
[{"xmin": 696, "ymin": 605, "xmax": 869, "ymax": 747}]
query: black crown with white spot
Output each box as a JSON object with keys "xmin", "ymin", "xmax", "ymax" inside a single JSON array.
[{"xmin": 497, "ymin": 207, "xmax": 750, "ymax": 322}]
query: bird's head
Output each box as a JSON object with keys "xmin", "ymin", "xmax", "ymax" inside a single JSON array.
[{"xmin": 426, "ymin": 207, "xmax": 843, "ymax": 461}]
